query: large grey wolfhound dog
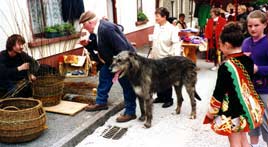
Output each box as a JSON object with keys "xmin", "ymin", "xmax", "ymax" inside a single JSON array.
[{"xmin": 110, "ymin": 51, "xmax": 201, "ymax": 128}]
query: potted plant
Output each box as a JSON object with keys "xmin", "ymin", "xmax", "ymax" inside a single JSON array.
[
  {"xmin": 44, "ymin": 23, "xmax": 75, "ymax": 38},
  {"xmin": 62, "ymin": 23, "xmax": 75, "ymax": 35},
  {"xmin": 136, "ymin": 11, "xmax": 148, "ymax": 26},
  {"xmin": 44, "ymin": 26, "xmax": 60, "ymax": 38},
  {"xmin": 55, "ymin": 24, "xmax": 65, "ymax": 36}
]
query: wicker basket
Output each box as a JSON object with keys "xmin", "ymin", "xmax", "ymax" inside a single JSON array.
[
  {"xmin": 0, "ymin": 98, "xmax": 47, "ymax": 143},
  {"xmin": 32, "ymin": 76, "xmax": 65, "ymax": 107}
]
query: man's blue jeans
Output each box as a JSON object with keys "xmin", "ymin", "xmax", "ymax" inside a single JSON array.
[{"xmin": 95, "ymin": 64, "xmax": 136, "ymax": 115}]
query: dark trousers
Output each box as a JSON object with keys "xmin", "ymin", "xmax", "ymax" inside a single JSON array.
[
  {"xmin": 95, "ymin": 64, "xmax": 136, "ymax": 115},
  {"xmin": 157, "ymin": 87, "xmax": 173, "ymax": 102}
]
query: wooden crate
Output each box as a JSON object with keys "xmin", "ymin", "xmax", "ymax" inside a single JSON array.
[{"xmin": 59, "ymin": 55, "xmax": 90, "ymax": 78}]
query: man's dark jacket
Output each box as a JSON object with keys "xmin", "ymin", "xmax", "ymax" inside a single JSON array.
[
  {"xmin": 97, "ymin": 20, "xmax": 135, "ymax": 65},
  {"xmin": 0, "ymin": 50, "xmax": 39, "ymax": 90}
]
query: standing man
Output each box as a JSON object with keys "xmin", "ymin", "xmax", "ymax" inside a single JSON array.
[
  {"xmin": 149, "ymin": 7, "xmax": 181, "ymax": 108},
  {"xmin": 0, "ymin": 34, "xmax": 39, "ymax": 98},
  {"xmin": 79, "ymin": 11, "xmax": 137, "ymax": 122}
]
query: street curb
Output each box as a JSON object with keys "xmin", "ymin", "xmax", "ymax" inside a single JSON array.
[{"xmin": 52, "ymin": 101, "xmax": 124, "ymax": 147}]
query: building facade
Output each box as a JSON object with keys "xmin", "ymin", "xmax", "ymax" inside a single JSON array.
[{"xmin": 0, "ymin": 0, "xmax": 193, "ymax": 61}]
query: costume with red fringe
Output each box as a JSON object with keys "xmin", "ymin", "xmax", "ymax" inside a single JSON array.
[{"xmin": 203, "ymin": 53, "xmax": 264, "ymax": 136}]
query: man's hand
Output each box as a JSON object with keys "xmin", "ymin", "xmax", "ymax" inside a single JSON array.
[
  {"xmin": 80, "ymin": 39, "xmax": 90, "ymax": 46},
  {"xmin": 17, "ymin": 63, "xmax": 29, "ymax": 71},
  {"xmin": 29, "ymin": 74, "xmax": 37, "ymax": 81}
]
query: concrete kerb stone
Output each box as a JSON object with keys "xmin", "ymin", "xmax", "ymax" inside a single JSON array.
[{"xmin": 52, "ymin": 101, "xmax": 124, "ymax": 147}]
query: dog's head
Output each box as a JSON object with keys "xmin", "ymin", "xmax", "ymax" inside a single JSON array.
[{"xmin": 110, "ymin": 51, "xmax": 138, "ymax": 79}]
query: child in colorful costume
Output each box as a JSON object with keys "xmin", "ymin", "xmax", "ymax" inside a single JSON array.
[{"xmin": 204, "ymin": 22, "xmax": 264, "ymax": 147}]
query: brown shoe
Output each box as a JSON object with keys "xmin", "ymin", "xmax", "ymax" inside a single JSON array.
[
  {"xmin": 116, "ymin": 114, "xmax": 137, "ymax": 122},
  {"xmin": 84, "ymin": 104, "xmax": 108, "ymax": 112}
]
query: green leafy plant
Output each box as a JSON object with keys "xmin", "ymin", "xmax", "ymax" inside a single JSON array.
[
  {"xmin": 254, "ymin": 0, "xmax": 268, "ymax": 5},
  {"xmin": 55, "ymin": 24, "xmax": 65, "ymax": 33},
  {"xmin": 44, "ymin": 23, "xmax": 75, "ymax": 38},
  {"xmin": 137, "ymin": 11, "xmax": 148, "ymax": 21},
  {"xmin": 44, "ymin": 26, "xmax": 57, "ymax": 33},
  {"xmin": 62, "ymin": 23, "xmax": 75, "ymax": 34}
]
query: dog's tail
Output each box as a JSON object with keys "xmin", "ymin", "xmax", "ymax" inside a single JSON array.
[{"xmin": 195, "ymin": 91, "xmax": 202, "ymax": 101}]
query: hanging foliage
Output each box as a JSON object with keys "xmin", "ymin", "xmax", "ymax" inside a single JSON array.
[{"xmin": 254, "ymin": 0, "xmax": 268, "ymax": 5}]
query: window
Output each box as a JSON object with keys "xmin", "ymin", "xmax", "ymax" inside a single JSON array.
[
  {"xmin": 28, "ymin": 0, "xmax": 63, "ymax": 37},
  {"xmin": 28, "ymin": 0, "xmax": 84, "ymax": 39},
  {"xmin": 136, "ymin": 0, "xmax": 148, "ymax": 25},
  {"xmin": 27, "ymin": 0, "xmax": 85, "ymax": 47},
  {"xmin": 137, "ymin": 0, "xmax": 142, "ymax": 12}
]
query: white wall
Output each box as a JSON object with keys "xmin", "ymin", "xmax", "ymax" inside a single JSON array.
[
  {"xmin": 83, "ymin": 0, "xmax": 155, "ymax": 34},
  {"xmin": 0, "ymin": 0, "xmax": 80, "ymax": 59},
  {"xmin": 0, "ymin": 0, "xmax": 156, "ymax": 58},
  {"xmin": 83, "ymin": 0, "xmax": 107, "ymax": 19},
  {"xmin": 116, "ymin": 0, "xmax": 155, "ymax": 34},
  {"xmin": 0, "ymin": 0, "xmax": 31, "ymax": 52}
]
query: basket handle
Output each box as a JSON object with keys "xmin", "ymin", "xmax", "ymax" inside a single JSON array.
[{"xmin": 3, "ymin": 106, "xmax": 20, "ymax": 111}]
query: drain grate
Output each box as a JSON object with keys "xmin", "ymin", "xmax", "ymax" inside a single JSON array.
[
  {"xmin": 101, "ymin": 126, "xmax": 128, "ymax": 140},
  {"xmin": 112, "ymin": 128, "xmax": 128, "ymax": 140},
  {"xmin": 100, "ymin": 125, "xmax": 112, "ymax": 136}
]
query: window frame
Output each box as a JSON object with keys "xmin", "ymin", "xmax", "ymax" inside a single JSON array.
[
  {"xmin": 27, "ymin": 0, "xmax": 80, "ymax": 48},
  {"xmin": 136, "ymin": 0, "xmax": 148, "ymax": 26},
  {"xmin": 137, "ymin": 0, "xmax": 143, "ymax": 13}
]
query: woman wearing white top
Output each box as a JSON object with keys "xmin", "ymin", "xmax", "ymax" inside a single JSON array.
[{"xmin": 149, "ymin": 7, "xmax": 181, "ymax": 108}]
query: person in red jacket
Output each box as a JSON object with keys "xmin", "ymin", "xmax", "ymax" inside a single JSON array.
[{"xmin": 205, "ymin": 8, "xmax": 227, "ymax": 70}]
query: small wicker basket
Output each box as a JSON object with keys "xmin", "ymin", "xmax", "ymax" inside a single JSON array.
[
  {"xmin": 0, "ymin": 98, "xmax": 47, "ymax": 143},
  {"xmin": 32, "ymin": 76, "xmax": 65, "ymax": 106}
]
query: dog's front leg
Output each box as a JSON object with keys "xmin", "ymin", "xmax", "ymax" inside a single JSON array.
[
  {"xmin": 137, "ymin": 96, "xmax": 145, "ymax": 121},
  {"xmin": 144, "ymin": 96, "xmax": 153, "ymax": 128}
]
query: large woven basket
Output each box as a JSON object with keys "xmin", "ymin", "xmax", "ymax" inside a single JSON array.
[
  {"xmin": 32, "ymin": 76, "xmax": 65, "ymax": 107},
  {"xmin": 0, "ymin": 98, "xmax": 47, "ymax": 143}
]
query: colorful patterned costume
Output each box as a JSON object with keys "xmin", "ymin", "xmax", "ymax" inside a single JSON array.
[{"xmin": 204, "ymin": 53, "xmax": 264, "ymax": 136}]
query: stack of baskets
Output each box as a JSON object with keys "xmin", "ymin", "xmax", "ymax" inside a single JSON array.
[
  {"xmin": 0, "ymin": 98, "xmax": 47, "ymax": 143},
  {"xmin": 32, "ymin": 76, "xmax": 65, "ymax": 107}
]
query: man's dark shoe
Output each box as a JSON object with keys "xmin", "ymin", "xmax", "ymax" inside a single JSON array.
[
  {"xmin": 116, "ymin": 114, "xmax": 137, "ymax": 122},
  {"xmin": 162, "ymin": 101, "xmax": 173, "ymax": 108},
  {"xmin": 84, "ymin": 104, "xmax": 108, "ymax": 112},
  {"xmin": 153, "ymin": 97, "xmax": 165, "ymax": 103}
]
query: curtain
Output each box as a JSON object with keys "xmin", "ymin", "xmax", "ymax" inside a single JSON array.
[
  {"xmin": 43, "ymin": 0, "xmax": 63, "ymax": 27},
  {"xmin": 29, "ymin": 0, "xmax": 44, "ymax": 34},
  {"xmin": 29, "ymin": 0, "xmax": 64, "ymax": 34}
]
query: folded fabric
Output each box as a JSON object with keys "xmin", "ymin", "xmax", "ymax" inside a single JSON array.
[
  {"xmin": 64, "ymin": 55, "xmax": 78, "ymax": 64},
  {"xmin": 180, "ymin": 28, "xmax": 199, "ymax": 33}
]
